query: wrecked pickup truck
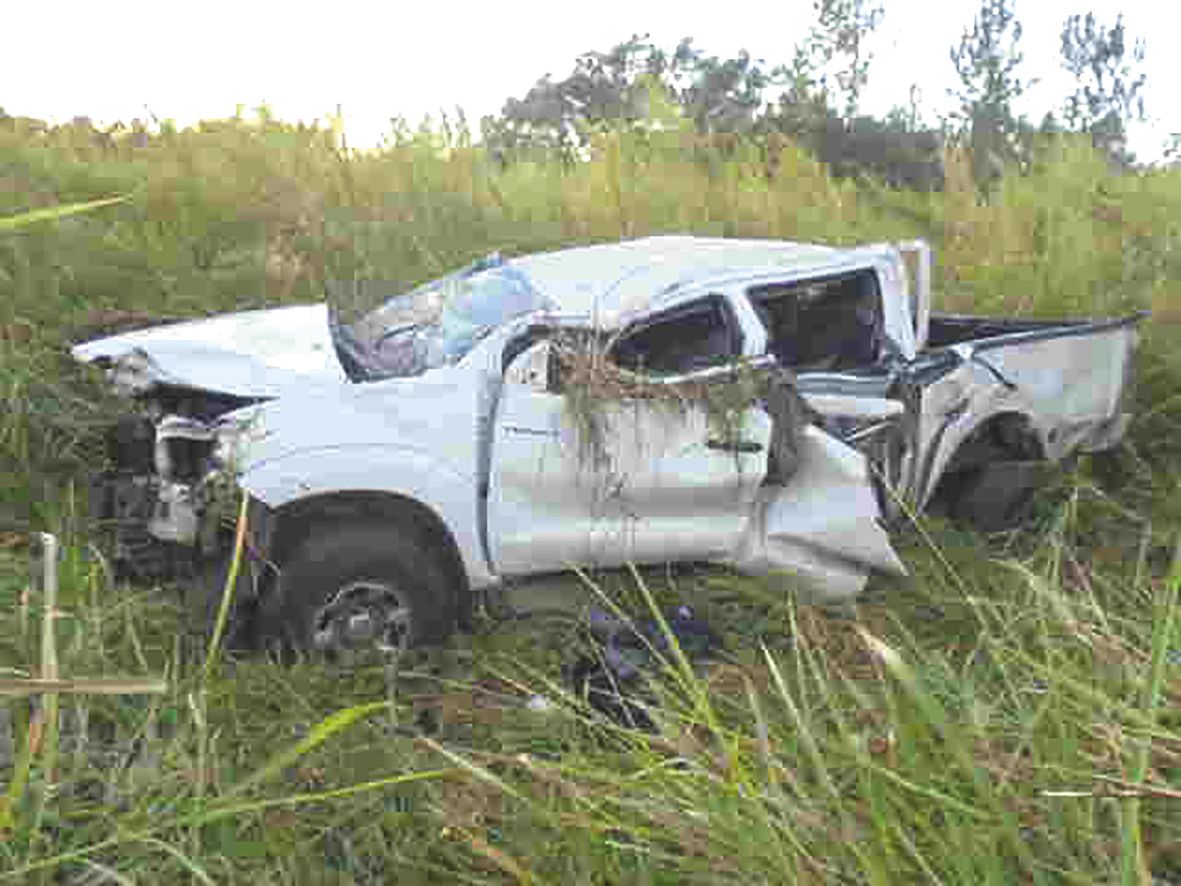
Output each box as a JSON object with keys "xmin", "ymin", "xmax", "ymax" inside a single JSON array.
[{"xmin": 71, "ymin": 236, "xmax": 1144, "ymax": 654}]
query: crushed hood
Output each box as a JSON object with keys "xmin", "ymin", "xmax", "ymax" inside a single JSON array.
[{"xmin": 70, "ymin": 303, "xmax": 347, "ymax": 398}]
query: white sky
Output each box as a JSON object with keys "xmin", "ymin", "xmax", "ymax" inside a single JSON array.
[{"xmin": 4, "ymin": 0, "xmax": 1177, "ymax": 162}]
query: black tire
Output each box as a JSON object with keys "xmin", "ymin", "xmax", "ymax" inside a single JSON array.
[
  {"xmin": 258, "ymin": 521, "xmax": 458, "ymax": 656},
  {"xmin": 949, "ymin": 460, "xmax": 1044, "ymax": 532}
]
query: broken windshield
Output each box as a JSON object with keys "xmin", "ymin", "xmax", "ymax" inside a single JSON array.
[{"xmin": 331, "ymin": 254, "xmax": 556, "ymax": 380}]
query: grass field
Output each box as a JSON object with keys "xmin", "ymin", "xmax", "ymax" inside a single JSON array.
[{"xmin": 1, "ymin": 109, "xmax": 1180, "ymax": 883}]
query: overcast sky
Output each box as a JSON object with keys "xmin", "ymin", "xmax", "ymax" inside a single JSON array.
[{"xmin": 4, "ymin": 0, "xmax": 1177, "ymax": 162}]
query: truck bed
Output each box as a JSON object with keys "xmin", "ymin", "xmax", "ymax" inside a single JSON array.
[{"xmin": 925, "ymin": 313, "xmax": 1094, "ymax": 349}]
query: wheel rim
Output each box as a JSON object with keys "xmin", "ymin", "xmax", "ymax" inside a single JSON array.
[{"xmin": 312, "ymin": 580, "xmax": 413, "ymax": 655}]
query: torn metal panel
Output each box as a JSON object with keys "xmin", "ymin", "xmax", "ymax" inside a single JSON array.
[
  {"xmin": 910, "ymin": 315, "xmax": 1142, "ymax": 510},
  {"xmin": 70, "ymin": 303, "xmax": 344, "ymax": 398},
  {"xmin": 728, "ymin": 426, "xmax": 906, "ymax": 602}
]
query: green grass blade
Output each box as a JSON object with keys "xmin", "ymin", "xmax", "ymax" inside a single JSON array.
[
  {"xmin": 0, "ymin": 196, "xmax": 128, "ymax": 231},
  {"xmin": 1121, "ymin": 537, "xmax": 1180, "ymax": 886}
]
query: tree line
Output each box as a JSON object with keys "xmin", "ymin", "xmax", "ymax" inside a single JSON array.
[
  {"xmin": 472, "ymin": 0, "xmax": 1157, "ymax": 191},
  {"xmin": 1, "ymin": 1, "xmax": 1164, "ymax": 193}
]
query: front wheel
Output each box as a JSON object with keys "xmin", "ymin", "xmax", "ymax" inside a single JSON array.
[{"xmin": 259, "ymin": 521, "xmax": 458, "ymax": 657}]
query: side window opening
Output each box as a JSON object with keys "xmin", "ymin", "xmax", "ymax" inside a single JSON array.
[
  {"xmin": 749, "ymin": 269, "xmax": 882, "ymax": 372},
  {"xmin": 609, "ymin": 297, "xmax": 741, "ymax": 377},
  {"xmin": 501, "ymin": 324, "xmax": 555, "ymax": 373},
  {"xmin": 502, "ymin": 324, "xmax": 580, "ymax": 394}
]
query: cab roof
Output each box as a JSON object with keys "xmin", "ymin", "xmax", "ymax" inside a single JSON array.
[{"xmin": 507, "ymin": 235, "xmax": 845, "ymax": 318}]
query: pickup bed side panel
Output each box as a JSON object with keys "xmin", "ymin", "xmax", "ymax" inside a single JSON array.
[
  {"xmin": 966, "ymin": 318, "xmax": 1140, "ymax": 458},
  {"xmin": 238, "ymin": 446, "xmax": 497, "ymax": 590},
  {"xmin": 913, "ymin": 316, "xmax": 1141, "ymax": 508}
]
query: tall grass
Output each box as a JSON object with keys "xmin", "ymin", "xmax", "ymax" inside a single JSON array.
[
  {"xmin": 4, "ymin": 514, "xmax": 1176, "ymax": 881},
  {"xmin": 1, "ymin": 107, "xmax": 1180, "ymax": 881}
]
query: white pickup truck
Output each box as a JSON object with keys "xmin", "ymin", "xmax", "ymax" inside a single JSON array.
[{"xmin": 72, "ymin": 236, "xmax": 1144, "ymax": 654}]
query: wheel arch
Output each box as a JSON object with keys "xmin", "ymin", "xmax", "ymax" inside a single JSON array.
[
  {"xmin": 925, "ymin": 410, "xmax": 1047, "ymax": 514},
  {"xmin": 237, "ymin": 444, "xmax": 496, "ymax": 590},
  {"xmin": 261, "ymin": 489, "xmax": 472, "ymax": 619}
]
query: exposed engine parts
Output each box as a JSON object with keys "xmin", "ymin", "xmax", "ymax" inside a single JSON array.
[{"xmin": 88, "ymin": 387, "xmax": 258, "ymax": 581}]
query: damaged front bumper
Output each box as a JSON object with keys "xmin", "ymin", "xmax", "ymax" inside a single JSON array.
[{"xmin": 88, "ymin": 406, "xmax": 262, "ymax": 581}]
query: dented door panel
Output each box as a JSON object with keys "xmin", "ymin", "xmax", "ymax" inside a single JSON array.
[{"xmin": 489, "ymin": 343, "xmax": 771, "ymax": 575}]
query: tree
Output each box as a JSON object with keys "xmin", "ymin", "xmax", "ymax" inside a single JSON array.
[
  {"xmin": 786, "ymin": 0, "xmax": 885, "ymax": 120},
  {"xmin": 881, "ymin": 84, "xmax": 926, "ymax": 133},
  {"xmin": 480, "ymin": 34, "xmax": 786, "ymax": 162},
  {"xmin": 1059, "ymin": 12, "xmax": 1146, "ymax": 164},
  {"xmin": 480, "ymin": 35, "xmax": 657, "ymax": 162},
  {"xmin": 948, "ymin": 0, "xmax": 1035, "ymax": 188},
  {"xmin": 482, "ymin": 25, "xmax": 945, "ymax": 190},
  {"xmin": 1163, "ymin": 133, "xmax": 1181, "ymax": 168},
  {"xmin": 673, "ymin": 42, "xmax": 787, "ymax": 134},
  {"xmin": 761, "ymin": 2, "xmax": 946, "ymax": 190}
]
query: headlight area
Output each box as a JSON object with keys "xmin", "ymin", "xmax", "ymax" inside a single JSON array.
[
  {"xmin": 148, "ymin": 416, "xmax": 217, "ymax": 544},
  {"xmin": 107, "ymin": 349, "xmax": 158, "ymax": 397},
  {"xmin": 91, "ymin": 405, "xmax": 262, "ymax": 582}
]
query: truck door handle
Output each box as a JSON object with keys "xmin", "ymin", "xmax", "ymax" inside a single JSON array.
[
  {"xmin": 502, "ymin": 424, "xmax": 560, "ymax": 439},
  {"xmin": 706, "ymin": 438, "xmax": 764, "ymax": 454}
]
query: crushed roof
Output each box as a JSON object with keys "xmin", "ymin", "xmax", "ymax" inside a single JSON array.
[{"xmin": 507, "ymin": 235, "xmax": 843, "ymax": 317}]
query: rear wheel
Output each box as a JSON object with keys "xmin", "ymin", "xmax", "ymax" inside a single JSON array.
[
  {"xmin": 933, "ymin": 416, "xmax": 1047, "ymax": 533},
  {"xmin": 259, "ymin": 521, "xmax": 458, "ymax": 657},
  {"xmin": 948, "ymin": 460, "xmax": 1045, "ymax": 532}
]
